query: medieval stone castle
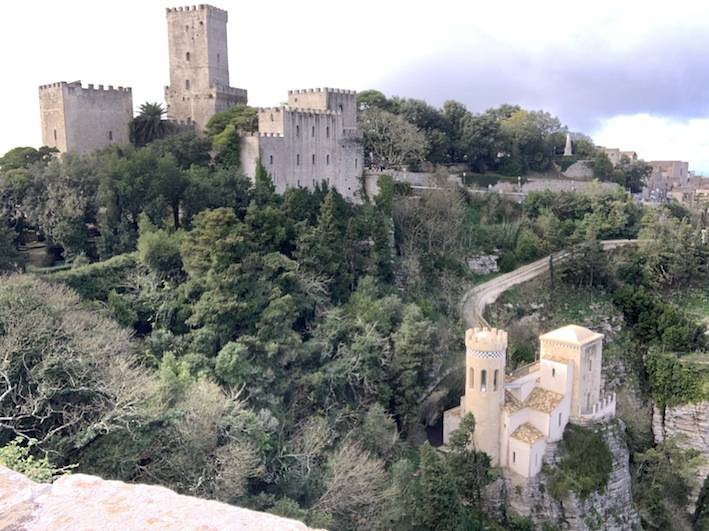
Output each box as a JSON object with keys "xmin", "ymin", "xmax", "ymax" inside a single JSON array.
[
  {"xmin": 38, "ymin": 4, "xmax": 363, "ymax": 200},
  {"xmin": 444, "ymin": 325, "xmax": 616, "ymax": 478}
]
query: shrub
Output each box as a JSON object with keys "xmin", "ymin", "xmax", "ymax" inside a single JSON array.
[
  {"xmin": 548, "ymin": 425, "xmax": 612, "ymax": 500},
  {"xmin": 645, "ymin": 351, "xmax": 709, "ymax": 407},
  {"xmin": 49, "ymin": 253, "xmax": 139, "ymax": 301}
]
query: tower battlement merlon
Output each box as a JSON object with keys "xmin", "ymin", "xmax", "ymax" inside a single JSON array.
[
  {"xmin": 287, "ymin": 88, "xmax": 357, "ymax": 95},
  {"xmin": 166, "ymin": 4, "xmax": 227, "ymax": 19},
  {"xmin": 465, "ymin": 327, "xmax": 508, "ymax": 352},
  {"xmin": 39, "ymin": 81, "xmax": 132, "ymax": 94}
]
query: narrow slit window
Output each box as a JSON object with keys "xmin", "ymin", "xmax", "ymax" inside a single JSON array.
[
  {"xmin": 512, "ymin": 451, "xmax": 516, "ymax": 463},
  {"xmin": 296, "ymin": 154, "xmax": 300, "ymax": 166},
  {"xmin": 469, "ymin": 368, "xmax": 474, "ymax": 389},
  {"xmin": 312, "ymin": 154, "xmax": 316, "ymax": 165},
  {"xmin": 53, "ymin": 129, "xmax": 57, "ymax": 141},
  {"xmin": 185, "ymin": 79, "xmax": 190, "ymax": 90},
  {"xmin": 312, "ymin": 125, "xmax": 315, "ymax": 137},
  {"xmin": 326, "ymin": 126, "xmax": 330, "ymax": 138},
  {"xmin": 552, "ymin": 367, "xmax": 556, "ymax": 377},
  {"xmin": 355, "ymin": 158, "xmax": 358, "ymax": 168},
  {"xmin": 326, "ymin": 154, "xmax": 330, "ymax": 165},
  {"xmin": 217, "ymin": 53, "xmax": 220, "ymax": 64},
  {"xmin": 558, "ymin": 412, "xmax": 562, "ymax": 426},
  {"xmin": 493, "ymin": 369, "xmax": 498, "ymax": 391},
  {"xmin": 185, "ymin": 52, "xmax": 190, "ymax": 62},
  {"xmin": 296, "ymin": 125, "xmax": 300, "ymax": 137},
  {"xmin": 480, "ymin": 370, "xmax": 487, "ymax": 392},
  {"xmin": 588, "ymin": 358, "xmax": 592, "ymax": 372},
  {"xmin": 108, "ymin": 131, "xmax": 113, "ymax": 141},
  {"xmin": 269, "ymin": 155, "xmax": 273, "ymax": 165}
]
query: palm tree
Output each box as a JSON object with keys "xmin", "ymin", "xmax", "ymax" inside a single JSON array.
[{"xmin": 130, "ymin": 102, "xmax": 172, "ymax": 147}]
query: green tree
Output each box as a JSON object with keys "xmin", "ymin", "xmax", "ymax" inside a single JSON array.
[
  {"xmin": 359, "ymin": 107, "xmax": 428, "ymax": 169},
  {"xmin": 413, "ymin": 444, "xmax": 465, "ymax": 531},
  {"xmin": 130, "ymin": 102, "xmax": 173, "ymax": 147}
]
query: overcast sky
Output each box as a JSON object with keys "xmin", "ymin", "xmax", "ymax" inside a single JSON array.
[{"xmin": 3, "ymin": 0, "xmax": 709, "ymax": 172}]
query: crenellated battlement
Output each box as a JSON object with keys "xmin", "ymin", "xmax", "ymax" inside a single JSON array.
[
  {"xmin": 166, "ymin": 4, "xmax": 227, "ymax": 16},
  {"xmin": 39, "ymin": 81, "xmax": 132, "ymax": 94},
  {"xmin": 288, "ymin": 87, "xmax": 357, "ymax": 96},
  {"xmin": 465, "ymin": 327, "xmax": 508, "ymax": 353},
  {"xmin": 258, "ymin": 106, "xmax": 341, "ymax": 116}
]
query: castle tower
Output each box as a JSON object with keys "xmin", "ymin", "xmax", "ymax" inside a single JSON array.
[
  {"xmin": 165, "ymin": 5, "xmax": 247, "ymax": 133},
  {"xmin": 463, "ymin": 327, "xmax": 507, "ymax": 464},
  {"xmin": 539, "ymin": 325, "xmax": 603, "ymax": 418},
  {"xmin": 38, "ymin": 81, "xmax": 133, "ymax": 154}
]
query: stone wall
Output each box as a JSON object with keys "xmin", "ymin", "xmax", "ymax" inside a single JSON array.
[
  {"xmin": 0, "ymin": 465, "xmax": 321, "ymax": 531},
  {"xmin": 39, "ymin": 81, "xmax": 133, "ymax": 154}
]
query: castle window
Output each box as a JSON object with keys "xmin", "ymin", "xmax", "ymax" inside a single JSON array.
[
  {"xmin": 588, "ymin": 358, "xmax": 592, "ymax": 372},
  {"xmin": 186, "ymin": 52, "xmax": 190, "ymax": 62},
  {"xmin": 326, "ymin": 154, "xmax": 330, "ymax": 165},
  {"xmin": 312, "ymin": 154, "xmax": 316, "ymax": 165},
  {"xmin": 493, "ymin": 369, "xmax": 498, "ymax": 391},
  {"xmin": 338, "ymin": 104, "xmax": 343, "ymax": 112},
  {"xmin": 552, "ymin": 368, "xmax": 556, "ymax": 377},
  {"xmin": 53, "ymin": 129, "xmax": 57, "ymax": 141},
  {"xmin": 558, "ymin": 412, "xmax": 562, "ymax": 426},
  {"xmin": 185, "ymin": 79, "xmax": 190, "ymax": 90},
  {"xmin": 108, "ymin": 131, "xmax": 113, "ymax": 141},
  {"xmin": 480, "ymin": 370, "xmax": 487, "ymax": 392},
  {"xmin": 185, "ymin": 25, "xmax": 189, "ymax": 32},
  {"xmin": 217, "ymin": 53, "xmax": 220, "ymax": 64},
  {"xmin": 326, "ymin": 126, "xmax": 330, "ymax": 138},
  {"xmin": 269, "ymin": 155, "xmax": 273, "ymax": 165},
  {"xmin": 312, "ymin": 126, "xmax": 315, "ymax": 137},
  {"xmin": 296, "ymin": 154, "xmax": 300, "ymax": 165},
  {"xmin": 270, "ymin": 113, "xmax": 274, "ymax": 122},
  {"xmin": 296, "ymin": 125, "xmax": 300, "ymax": 137},
  {"xmin": 355, "ymin": 158, "xmax": 358, "ymax": 168},
  {"xmin": 469, "ymin": 368, "xmax": 474, "ymax": 389},
  {"xmin": 512, "ymin": 451, "xmax": 516, "ymax": 463}
]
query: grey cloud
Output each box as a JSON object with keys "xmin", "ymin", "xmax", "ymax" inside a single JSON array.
[{"xmin": 375, "ymin": 32, "xmax": 709, "ymax": 133}]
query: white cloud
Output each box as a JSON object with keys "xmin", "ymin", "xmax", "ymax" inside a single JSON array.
[{"xmin": 592, "ymin": 114, "xmax": 709, "ymax": 174}]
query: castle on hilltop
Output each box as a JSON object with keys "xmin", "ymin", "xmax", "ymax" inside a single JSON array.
[
  {"xmin": 443, "ymin": 324, "xmax": 616, "ymax": 478},
  {"xmin": 38, "ymin": 4, "xmax": 364, "ymax": 200}
]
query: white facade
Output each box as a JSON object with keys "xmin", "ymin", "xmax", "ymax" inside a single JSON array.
[{"xmin": 443, "ymin": 324, "xmax": 616, "ymax": 478}]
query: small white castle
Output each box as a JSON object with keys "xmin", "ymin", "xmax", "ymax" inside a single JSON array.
[{"xmin": 443, "ymin": 325, "xmax": 616, "ymax": 478}]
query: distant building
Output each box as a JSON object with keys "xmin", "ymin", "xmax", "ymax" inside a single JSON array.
[
  {"xmin": 648, "ymin": 160, "xmax": 690, "ymax": 187},
  {"xmin": 164, "ymin": 5, "xmax": 247, "ymax": 133},
  {"xmin": 598, "ymin": 147, "xmax": 638, "ymax": 166},
  {"xmin": 443, "ymin": 325, "xmax": 615, "ymax": 478},
  {"xmin": 240, "ymin": 88, "xmax": 364, "ymax": 201},
  {"xmin": 38, "ymin": 81, "xmax": 133, "ymax": 154}
]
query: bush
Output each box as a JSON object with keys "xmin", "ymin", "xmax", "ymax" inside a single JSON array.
[
  {"xmin": 548, "ymin": 425, "xmax": 612, "ymax": 500},
  {"xmin": 49, "ymin": 253, "xmax": 139, "ymax": 301},
  {"xmin": 645, "ymin": 351, "xmax": 709, "ymax": 407},
  {"xmin": 0, "ymin": 437, "xmax": 71, "ymax": 482}
]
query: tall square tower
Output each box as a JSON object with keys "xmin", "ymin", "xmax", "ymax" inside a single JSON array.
[
  {"xmin": 539, "ymin": 325, "xmax": 603, "ymax": 418},
  {"xmin": 165, "ymin": 5, "xmax": 247, "ymax": 133}
]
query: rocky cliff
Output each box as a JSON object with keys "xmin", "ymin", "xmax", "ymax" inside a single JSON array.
[
  {"xmin": 653, "ymin": 400, "xmax": 709, "ymax": 509},
  {"xmin": 495, "ymin": 420, "xmax": 641, "ymax": 530},
  {"xmin": 0, "ymin": 465, "xmax": 320, "ymax": 531}
]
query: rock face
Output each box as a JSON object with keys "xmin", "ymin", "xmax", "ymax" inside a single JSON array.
[
  {"xmin": 0, "ymin": 466, "xmax": 320, "ymax": 531},
  {"xmin": 502, "ymin": 421, "xmax": 642, "ymax": 530},
  {"xmin": 653, "ymin": 400, "xmax": 709, "ymax": 508}
]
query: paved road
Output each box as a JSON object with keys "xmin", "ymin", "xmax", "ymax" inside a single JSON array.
[{"xmin": 461, "ymin": 239, "xmax": 641, "ymax": 328}]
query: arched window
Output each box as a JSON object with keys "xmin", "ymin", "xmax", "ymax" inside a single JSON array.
[
  {"xmin": 469, "ymin": 368, "xmax": 474, "ymax": 389},
  {"xmin": 480, "ymin": 370, "xmax": 487, "ymax": 392},
  {"xmin": 311, "ymin": 125, "xmax": 315, "ymax": 137},
  {"xmin": 326, "ymin": 126, "xmax": 330, "ymax": 138},
  {"xmin": 326, "ymin": 154, "xmax": 330, "ymax": 165},
  {"xmin": 185, "ymin": 25, "xmax": 189, "ymax": 32},
  {"xmin": 269, "ymin": 155, "xmax": 273, "ymax": 165},
  {"xmin": 186, "ymin": 52, "xmax": 190, "ymax": 62},
  {"xmin": 312, "ymin": 154, "xmax": 316, "ymax": 165},
  {"xmin": 493, "ymin": 369, "xmax": 498, "ymax": 391},
  {"xmin": 338, "ymin": 104, "xmax": 343, "ymax": 112},
  {"xmin": 296, "ymin": 154, "xmax": 300, "ymax": 166},
  {"xmin": 185, "ymin": 79, "xmax": 190, "ymax": 90},
  {"xmin": 296, "ymin": 125, "xmax": 300, "ymax": 137}
]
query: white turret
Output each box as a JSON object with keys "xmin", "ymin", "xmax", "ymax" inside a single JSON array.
[
  {"xmin": 564, "ymin": 133, "xmax": 573, "ymax": 156},
  {"xmin": 462, "ymin": 327, "xmax": 507, "ymax": 464}
]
